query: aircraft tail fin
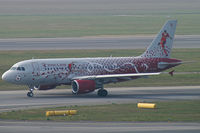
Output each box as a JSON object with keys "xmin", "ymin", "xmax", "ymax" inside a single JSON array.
[{"xmin": 141, "ymin": 20, "xmax": 177, "ymax": 58}]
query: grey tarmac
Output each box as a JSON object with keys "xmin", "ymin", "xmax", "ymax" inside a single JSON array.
[
  {"xmin": 0, "ymin": 86, "xmax": 200, "ymax": 133},
  {"xmin": 0, "ymin": 35, "xmax": 200, "ymax": 50},
  {"xmin": 0, "ymin": 121, "xmax": 200, "ymax": 133},
  {"xmin": 0, "ymin": 86, "xmax": 200, "ymax": 112}
]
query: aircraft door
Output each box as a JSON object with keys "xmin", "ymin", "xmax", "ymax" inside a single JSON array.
[{"xmin": 32, "ymin": 62, "xmax": 40, "ymax": 76}]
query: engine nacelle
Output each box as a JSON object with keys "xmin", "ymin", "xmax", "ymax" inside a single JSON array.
[
  {"xmin": 72, "ymin": 80, "xmax": 96, "ymax": 94},
  {"xmin": 34, "ymin": 85, "xmax": 56, "ymax": 90}
]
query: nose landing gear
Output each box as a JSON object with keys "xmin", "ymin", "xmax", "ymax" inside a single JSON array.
[{"xmin": 27, "ymin": 88, "xmax": 34, "ymax": 97}]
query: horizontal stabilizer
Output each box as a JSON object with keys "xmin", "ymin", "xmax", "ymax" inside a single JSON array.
[{"xmin": 158, "ymin": 62, "xmax": 182, "ymax": 69}]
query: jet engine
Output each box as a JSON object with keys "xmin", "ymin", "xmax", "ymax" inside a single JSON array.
[
  {"xmin": 34, "ymin": 85, "xmax": 56, "ymax": 90},
  {"xmin": 72, "ymin": 80, "xmax": 96, "ymax": 94}
]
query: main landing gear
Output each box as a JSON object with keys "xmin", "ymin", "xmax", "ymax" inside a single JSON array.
[
  {"xmin": 27, "ymin": 88, "xmax": 34, "ymax": 97},
  {"xmin": 97, "ymin": 89, "xmax": 108, "ymax": 97}
]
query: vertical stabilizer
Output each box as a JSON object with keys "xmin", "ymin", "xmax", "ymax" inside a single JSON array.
[{"xmin": 141, "ymin": 20, "xmax": 177, "ymax": 58}]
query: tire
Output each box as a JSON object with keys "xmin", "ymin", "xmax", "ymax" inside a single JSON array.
[
  {"xmin": 97, "ymin": 89, "xmax": 108, "ymax": 97},
  {"xmin": 27, "ymin": 92, "xmax": 34, "ymax": 97}
]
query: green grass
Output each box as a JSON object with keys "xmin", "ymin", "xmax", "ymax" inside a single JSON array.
[
  {"xmin": 0, "ymin": 49, "xmax": 200, "ymax": 91},
  {"xmin": 0, "ymin": 100, "xmax": 200, "ymax": 122},
  {"xmin": 0, "ymin": 0, "xmax": 200, "ymax": 38},
  {"xmin": 0, "ymin": 14, "xmax": 200, "ymax": 38}
]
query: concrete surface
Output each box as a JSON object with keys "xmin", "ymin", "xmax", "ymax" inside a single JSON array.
[
  {"xmin": 0, "ymin": 86, "xmax": 199, "ymax": 112},
  {"xmin": 0, "ymin": 35, "xmax": 200, "ymax": 50},
  {"xmin": 0, "ymin": 121, "xmax": 200, "ymax": 133}
]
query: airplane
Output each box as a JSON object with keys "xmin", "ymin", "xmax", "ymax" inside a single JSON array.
[{"xmin": 2, "ymin": 20, "xmax": 182, "ymax": 97}]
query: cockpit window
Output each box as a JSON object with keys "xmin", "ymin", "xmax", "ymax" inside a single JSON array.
[
  {"xmin": 17, "ymin": 67, "xmax": 21, "ymax": 71},
  {"xmin": 21, "ymin": 67, "xmax": 25, "ymax": 71},
  {"xmin": 10, "ymin": 67, "xmax": 17, "ymax": 70},
  {"xmin": 10, "ymin": 67, "xmax": 25, "ymax": 71}
]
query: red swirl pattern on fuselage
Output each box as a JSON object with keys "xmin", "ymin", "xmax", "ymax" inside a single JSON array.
[{"xmin": 70, "ymin": 57, "xmax": 180, "ymax": 76}]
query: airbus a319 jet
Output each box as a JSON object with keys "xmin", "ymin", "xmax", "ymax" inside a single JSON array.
[{"xmin": 2, "ymin": 20, "xmax": 182, "ymax": 97}]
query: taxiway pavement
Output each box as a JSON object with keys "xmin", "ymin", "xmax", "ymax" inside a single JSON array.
[
  {"xmin": 0, "ymin": 121, "xmax": 200, "ymax": 133},
  {"xmin": 0, "ymin": 35, "xmax": 200, "ymax": 50},
  {"xmin": 0, "ymin": 86, "xmax": 200, "ymax": 133},
  {"xmin": 0, "ymin": 86, "xmax": 199, "ymax": 112}
]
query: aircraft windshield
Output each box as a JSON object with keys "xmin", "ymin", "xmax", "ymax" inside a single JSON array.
[
  {"xmin": 10, "ymin": 67, "xmax": 25, "ymax": 71},
  {"xmin": 10, "ymin": 67, "xmax": 17, "ymax": 70}
]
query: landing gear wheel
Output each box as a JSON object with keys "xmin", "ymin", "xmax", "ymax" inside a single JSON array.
[
  {"xmin": 97, "ymin": 89, "xmax": 108, "ymax": 97},
  {"xmin": 27, "ymin": 91, "xmax": 34, "ymax": 97}
]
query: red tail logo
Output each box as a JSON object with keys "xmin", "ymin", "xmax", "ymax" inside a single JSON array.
[{"xmin": 158, "ymin": 30, "xmax": 172, "ymax": 56}]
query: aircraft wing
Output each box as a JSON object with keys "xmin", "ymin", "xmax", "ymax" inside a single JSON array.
[{"xmin": 72, "ymin": 72, "xmax": 160, "ymax": 80}]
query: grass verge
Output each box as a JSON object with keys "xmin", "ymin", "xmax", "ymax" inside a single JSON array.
[
  {"xmin": 0, "ymin": 14, "xmax": 200, "ymax": 38},
  {"xmin": 0, "ymin": 100, "xmax": 200, "ymax": 122}
]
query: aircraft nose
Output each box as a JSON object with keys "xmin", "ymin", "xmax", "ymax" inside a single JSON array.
[
  {"xmin": 2, "ymin": 71, "xmax": 8, "ymax": 81},
  {"xmin": 2, "ymin": 71, "xmax": 10, "ymax": 82},
  {"xmin": 2, "ymin": 70, "xmax": 24, "ymax": 84}
]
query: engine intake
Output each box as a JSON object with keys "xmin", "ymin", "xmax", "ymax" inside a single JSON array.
[{"xmin": 72, "ymin": 80, "xmax": 96, "ymax": 94}]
